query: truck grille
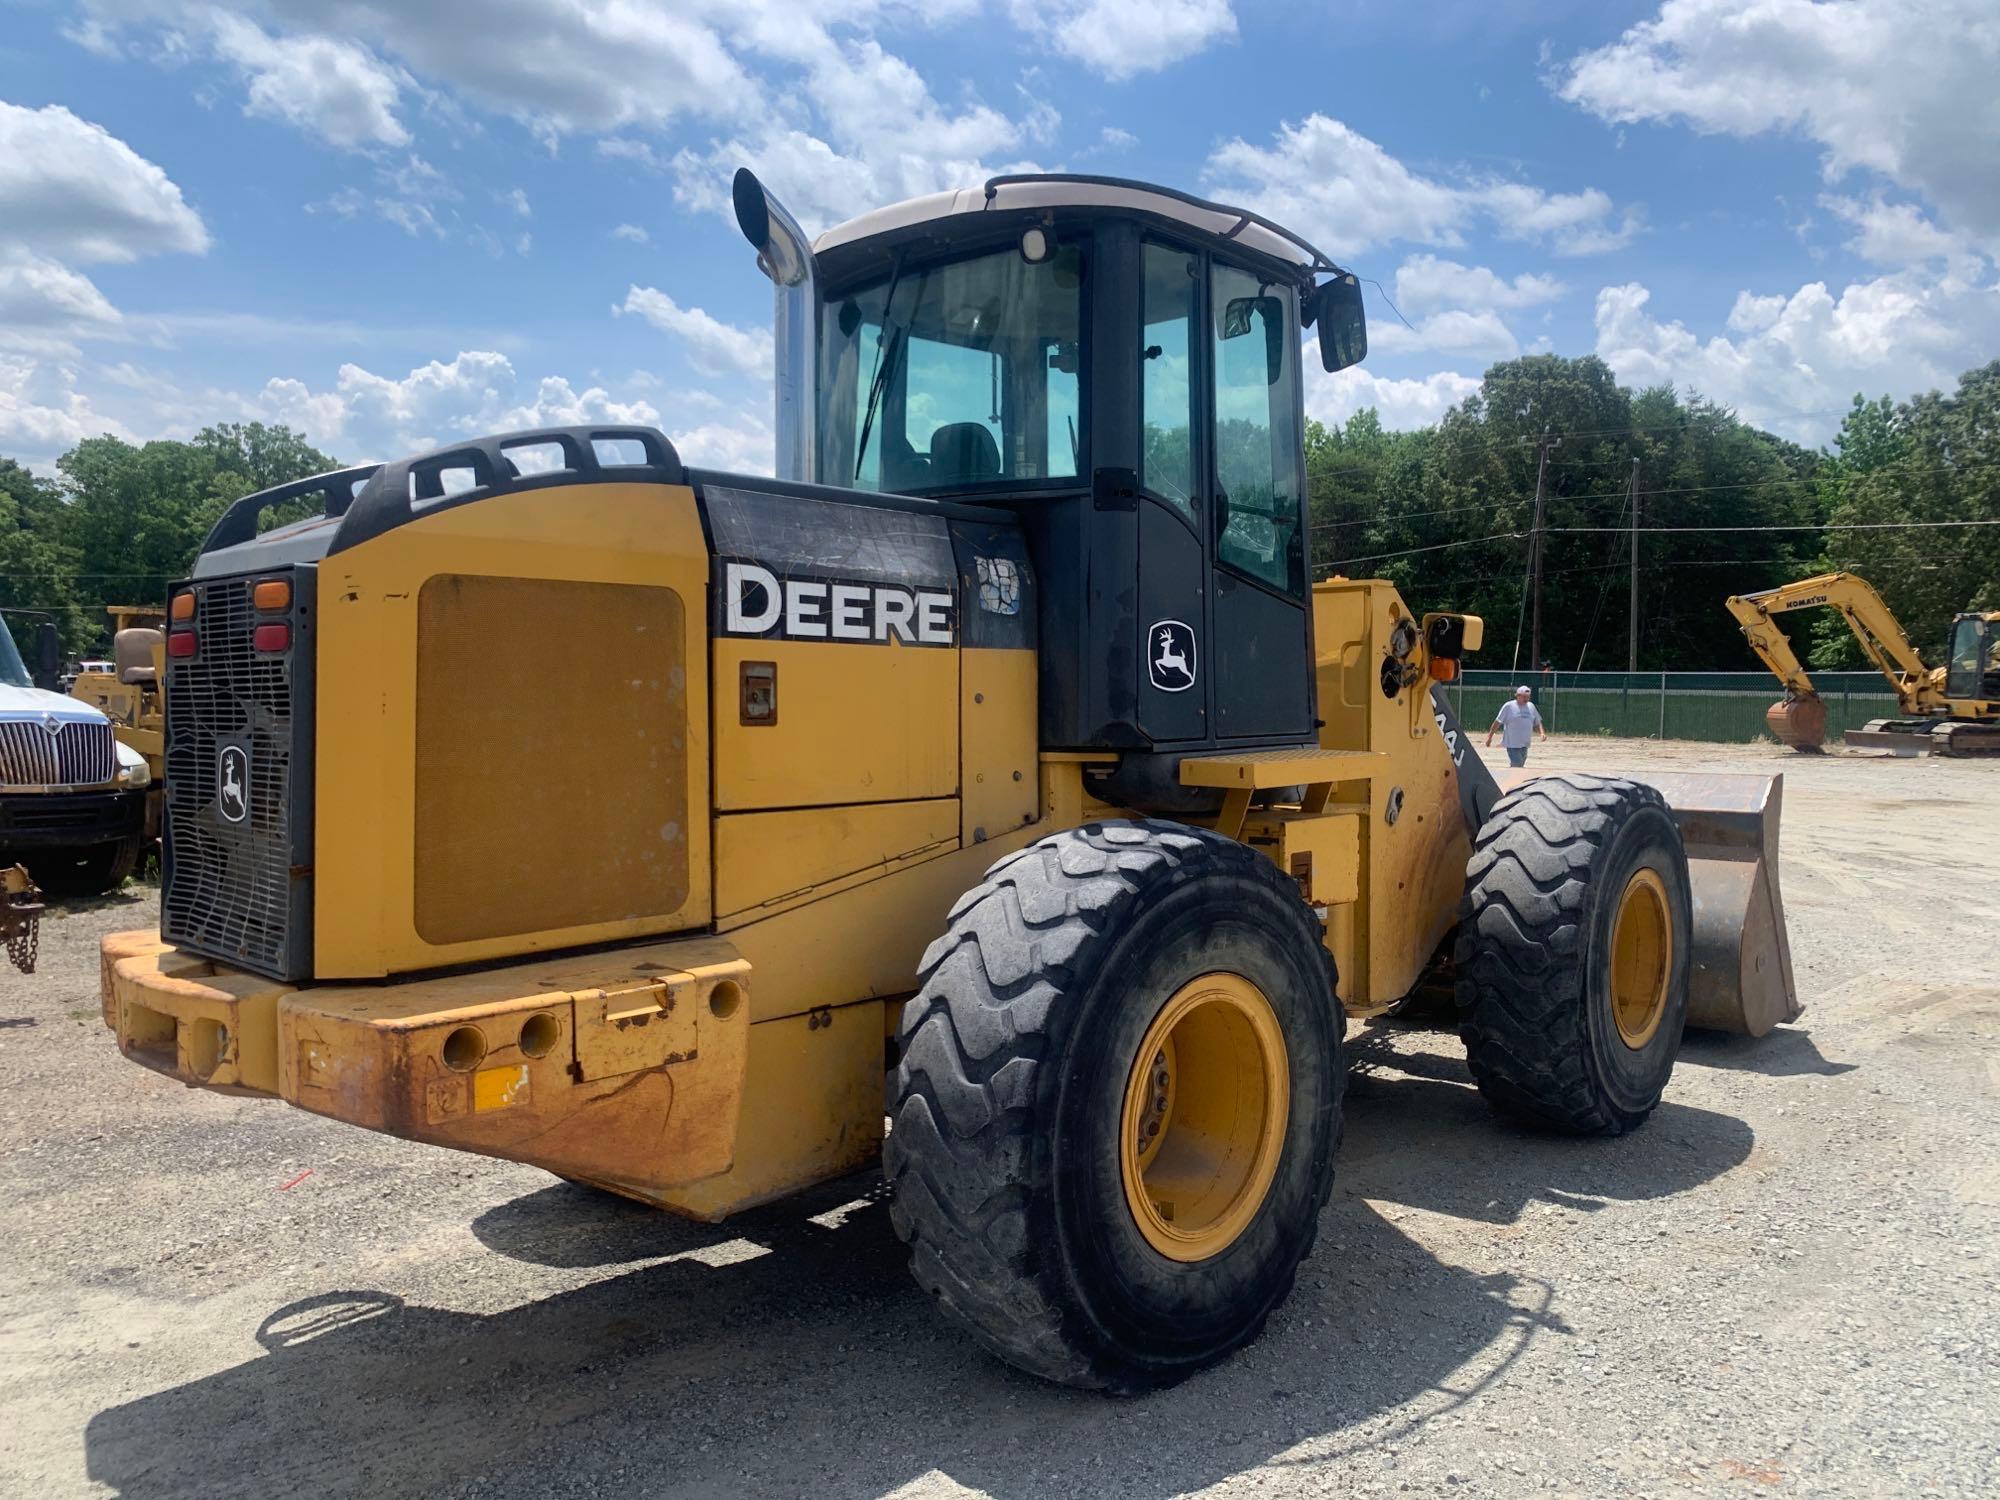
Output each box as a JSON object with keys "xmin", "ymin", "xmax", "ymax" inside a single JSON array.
[
  {"xmin": 162, "ymin": 568, "xmax": 316, "ymax": 980},
  {"xmin": 0, "ymin": 719, "xmax": 116, "ymax": 786}
]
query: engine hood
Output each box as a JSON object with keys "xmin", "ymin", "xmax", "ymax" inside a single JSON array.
[{"xmin": 0, "ymin": 683, "xmax": 109, "ymax": 724}]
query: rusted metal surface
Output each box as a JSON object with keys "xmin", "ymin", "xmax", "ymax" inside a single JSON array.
[
  {"xmin": 1764, "ymin": 696, "xmax": 1827, "ymax": 750},
  {"xmin": 100, "ymin": 928, "xmax": 754, "ymax": 1201},
  {"xmin": 3, "ymin": 865, "xmax": 42, "ymax": 975}
]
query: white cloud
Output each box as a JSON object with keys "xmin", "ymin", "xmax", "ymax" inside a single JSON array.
[
  {"xmin": 504, "ymin": 187, "xmax": 532, "ymax": 218},
  {"xmin": 1557, "ymin": 0, "xmax": 2000, "ymax": 248},
  {"xmin": 1819, "ymin": 195, "xmax": 1984, "ymax": 278},
  {"xmin": 1204, "ymin": 114, "xmax": 1636, "ymax": 260},
  {"xmin": 208, "ymin": 12, "xmax": 411, "ymax": 148},
  {"xmin": 0, "ymin": 101, "xmax": 209, "ymax": 264},
  {"xmin": 0, "ymin": 253, "xmax": 124, "ymax": 353},
  {"xmin": 610, "ymin": 223, "xmax": 651, "ymax": 244},
  {"xmin": 617, "ymin": 288, "xmax": 771, "ymax": 381},
  {"xmin": 1593, "ymin": 272, "xmax": 2000, "ymax": 444},
  {"xmin": 1306, "ymin": 366, "xmax": 1482, "ymax": 430},
  {"xmin": 667, "ymin": 37, "xmax": 1043, "ymax": 235},
  {"xmin": 1009, "ymin": 0, "xmax": 1236, "ymax": 79},
  {"xmin": 1392, "ymin": 255, "xmax": 1566, "ymax": 316},
  {"xmin": 77, "ymin": 0, "xmax": 756, "ymax": 139},
  {"xmin": 1367, "ymin": 308, "xmax": 1519, "ymax": 360},
  {"xmin": 0, "ymin": 354, "xmax": 132, "ymax": 466}
]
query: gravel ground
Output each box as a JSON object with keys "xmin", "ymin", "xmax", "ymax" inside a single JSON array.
[{"xmin": 2, "ymin": 736, "xmax": 1997, "ymax": 1499}]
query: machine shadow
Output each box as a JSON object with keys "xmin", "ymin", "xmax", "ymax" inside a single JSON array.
[
  {"xmin": 82, "ymin": 1040, "xmax": 1757, "ymax": 1500},
  {"xmin": 1676, "ymin": 1025, "xmax": 1857, "ymax": 1078}
]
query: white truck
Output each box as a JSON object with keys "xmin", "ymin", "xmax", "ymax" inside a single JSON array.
[{"xmin": 0, "ymin": 624, "xmax": 151, "ymax": 894}]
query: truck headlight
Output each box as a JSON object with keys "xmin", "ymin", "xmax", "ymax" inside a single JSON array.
[{"xmin": 117, "ymin": 759, "xmax": 151, "ymax": 789}]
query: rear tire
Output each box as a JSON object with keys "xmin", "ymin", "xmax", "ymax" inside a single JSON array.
[
  {"xmin": 885, "ymin": 820, "xmax": 1343, "ymax": 1392},
  {"xmin": 1453, "ymin": 774, "xmax": 1691, "ymax": 1135}
]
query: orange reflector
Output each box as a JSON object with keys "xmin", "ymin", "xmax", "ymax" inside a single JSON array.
[
  {"xmin": 1428, "ymin": 657, "xmax": 1459, "ymax": 682},
  {"xmin": 167, "ymin": 630, "xmax": 197, "ymax": 658},
  {"xmin": 170, "ymin": 591, "xmax": 195, "ymax": 621},
  {"xmin": 253, "ymin": 623, "xmax": 290, "ymax": 653},
  {"xmin": 253, "ymin": 579, "xmax": 292, "ymax": 611}
]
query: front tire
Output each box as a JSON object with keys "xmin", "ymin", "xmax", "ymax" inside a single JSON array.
[
  {"xmin": 885, "ymin": 820, "xmax": 1344, "ymax": 1392},
  {"xmin": 1453, "ymin": 774, "xmax": 1692, "ymax": 1135},
  {"xmin": 19, "ymin": 834, "xmax": 140, "ymax": 896}
]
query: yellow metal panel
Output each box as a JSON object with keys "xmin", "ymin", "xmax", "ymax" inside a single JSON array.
[
  {"xmin": 655, "ymin": 1001, "xmax": 890, "ymax": 1221},
  {"xmin": 960, "ymin": 647, "xmax": 1038, "ymax": 843},
  {"xmin": 713, "ymin": 637, "xmax": 957, "ymax": 811},
  {"xmin": 714, "ymin": 798, "xmax": 959, "ymax": 919},
  {"xmin": 313, "ymin": 481, "xmax": 711, "ymax": 979},
  {"xmin": 1180, "ymin": 745, "xmax": 1383, "ymax": 789},
  {"xmin": 414, "ymin": 573, "xmax": 691, "ymax": 945}
]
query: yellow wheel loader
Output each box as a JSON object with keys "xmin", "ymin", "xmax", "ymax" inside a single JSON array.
[
  {"xmin": 99, "ymin": 172, "xmax": 1799, "ymax": 1392},
  {"xmin": 1726, "ymin": 571, "xmax": 2000, "ymax": 756}
]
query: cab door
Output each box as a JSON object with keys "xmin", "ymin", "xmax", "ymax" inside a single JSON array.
[
  {"xmin": 1133, "ymin": 238, "xmax": 1209, "ymax": 743},
  {"xmin": 1206, "ymin": 258, "xmax": 1312, "ymax": 741}
]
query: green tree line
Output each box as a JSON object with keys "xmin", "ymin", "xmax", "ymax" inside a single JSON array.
[
  {"xmin": 1307, "ymin": 354, "xmax": 1999, "ymax": 674},
  {"xmin": 3, "ymin": 357, "xmax": 1994, "ymax": 672}
]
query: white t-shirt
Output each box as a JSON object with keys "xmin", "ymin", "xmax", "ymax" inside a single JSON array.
[{"xmin": 1496, "ymin": 699, "xmax": 1542, "ymax": 748}]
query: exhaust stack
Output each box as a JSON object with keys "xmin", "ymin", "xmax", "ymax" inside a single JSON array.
[{"xmin": 732, "ymin": 169, "xmax": 817, "ymax": 484}]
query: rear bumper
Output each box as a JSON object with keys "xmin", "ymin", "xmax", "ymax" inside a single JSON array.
[
  {"xmin": 100, "ymin": 929, "xmax": 752, "ymax": 1200},
  {"xmin": 0, "ymin": 788, "xmax": 145, "ymax": 847}
]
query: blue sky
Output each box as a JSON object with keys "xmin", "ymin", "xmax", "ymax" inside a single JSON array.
[{"xmin": 2, "ymin": 0, "xmax": 1995, "ymax": 474}]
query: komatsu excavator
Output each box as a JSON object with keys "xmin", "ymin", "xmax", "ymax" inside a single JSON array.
[
  {"xmin": 100, "ymin": 170, "xmax": 1801, "ymax": 1392},
  {"xmin": 1727, "ymin": 571, "xmax": 2000, "ymax": 756}
]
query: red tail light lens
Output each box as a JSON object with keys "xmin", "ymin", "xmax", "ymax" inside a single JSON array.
[
  {"xmin": 253, "ymin": 623, "xmax": 290, "ymax": 653},
  {"xmin": 167, "ymin": 630, "xmax": 197, "ymax": 658}
]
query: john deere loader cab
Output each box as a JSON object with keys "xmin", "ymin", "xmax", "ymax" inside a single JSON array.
[{"xmin": 735, "ymin": 170, "xmax": 1367, "ymax": 806}]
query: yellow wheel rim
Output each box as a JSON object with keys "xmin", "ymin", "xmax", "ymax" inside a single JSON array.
[
  {"xmin": 1609, "ymin": 868, "xmax": 1673, "ymax": 1049},
  {"xmin": 1118, "ymin": 973, "xmax": 1290, "ymax": 1262}
]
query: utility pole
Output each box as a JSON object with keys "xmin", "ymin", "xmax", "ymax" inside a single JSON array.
[
  {"xmin": 1627, "ymin": 457, "xmax": 1640, "ymax": 672},
  {"xmin": 1526, "ymin": 427, "xmax": 1560, "ymax": 675}
]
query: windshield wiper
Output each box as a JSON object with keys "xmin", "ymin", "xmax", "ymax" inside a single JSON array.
[{"xmin": 853, "ymin": 253, "xmax": 924, "ymax": 483}]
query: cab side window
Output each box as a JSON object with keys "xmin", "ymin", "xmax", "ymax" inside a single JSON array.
[
  {"xmin": 1210, "ymin": 261, "xmax": 1303, "ymax": 595},
  {"xmin": 1140, "ymin": 243, "xmax": 1197, "ymax": 523}
]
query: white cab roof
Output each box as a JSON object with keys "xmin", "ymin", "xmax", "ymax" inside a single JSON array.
[{"xmin": 812, "ymin": 178, "xmax": 1323, "ymax": 272}]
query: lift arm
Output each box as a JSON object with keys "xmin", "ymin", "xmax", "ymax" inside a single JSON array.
[{"xmin": 1725, "ymin": 572, "xmax": 1943, "ymax": 715}]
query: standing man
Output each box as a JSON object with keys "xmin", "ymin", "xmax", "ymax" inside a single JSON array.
[{"xmin": 1487, "ymin": 685, "xmax": 1547, "ymax": 768}]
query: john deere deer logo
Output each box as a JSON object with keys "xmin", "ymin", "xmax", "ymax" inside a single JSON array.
[
  {"xmin": 217, "ymin": 745, "xmax": 249, "ymax": 824},
  {"xmin": 1148, "ymin": 620, "xmax": 1196, "ymax": 693}
]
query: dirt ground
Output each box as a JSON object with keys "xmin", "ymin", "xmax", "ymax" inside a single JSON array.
[{"xmin": 2, "ymin": 737, "xmax": 1997, "ymax": 1499}]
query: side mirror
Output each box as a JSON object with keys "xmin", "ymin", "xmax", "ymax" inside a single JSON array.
[
  {"xmin": 1222, "ymin": 295, "xmax": 1288, "ymax": 385},
  {"xmin": 1307, "ymin": 275, "xmax": 1367, "ymax": 373},
  {"xmin": 32, "ymin": 622, "xmax": 61, "ymax": 690}
]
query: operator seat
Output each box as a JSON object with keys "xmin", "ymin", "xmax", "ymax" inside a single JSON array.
[{"xmin": 929, "ymin": 422, "xmax": 1001, "ymax": 486}]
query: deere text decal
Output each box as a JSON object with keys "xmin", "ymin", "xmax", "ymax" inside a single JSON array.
[{"xmin": 721, "ymin": 561, "xmax": 956, "ymax": 646}]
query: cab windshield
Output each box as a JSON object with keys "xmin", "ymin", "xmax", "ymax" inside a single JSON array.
[
  {"xmin": 0, "ymin": 626, "xmax": 32, "ymax": 689},
  {"xmin": 819, "ymin": 241, "xmax": 1084, "ymax": 494}
]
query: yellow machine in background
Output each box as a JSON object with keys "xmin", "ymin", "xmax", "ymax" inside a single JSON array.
[
  {"xmin": 99, "ymin": 171, "xmax": 1800, "ymax": 1394},
  {"xmin": 69, "ymin": 607, "xmax": 167, "ymax": 838},
  {"xmin": 1727, "ymin": 571, "xmax": 2000, "ymax": 756}
]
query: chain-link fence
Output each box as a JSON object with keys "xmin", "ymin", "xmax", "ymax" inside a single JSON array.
[{"xmin": 1445, "ymin": 670, "xmax": 1901, "ymax": 744}]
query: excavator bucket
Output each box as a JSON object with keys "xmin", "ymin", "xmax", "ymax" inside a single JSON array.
[
  {"xmin": 1764, "ymin": 695, "xmax": 1826, "ymax": 750},
  {"xmin": 1633, "ymin": 773, "xmax": 1802, "ymax": 1037}
]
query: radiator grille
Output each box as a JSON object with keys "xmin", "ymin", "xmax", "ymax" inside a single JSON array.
[
  {"xmin": 0, "ymin": 719, "xmax": 116, "ymax": 786},
  {"xmin": 161, "ymin": 569, "xmax": 315, "ymax": 978}
]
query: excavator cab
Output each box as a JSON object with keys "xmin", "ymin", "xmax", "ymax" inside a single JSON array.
[{"xmin": 1944, "ymin": 613, "xmax": 1998, "ymax": 706}]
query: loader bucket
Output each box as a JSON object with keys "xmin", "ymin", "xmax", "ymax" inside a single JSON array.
[{"xmin": 1628, "ymin": 772, "xmax": 1802, "ymax": 1038}]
